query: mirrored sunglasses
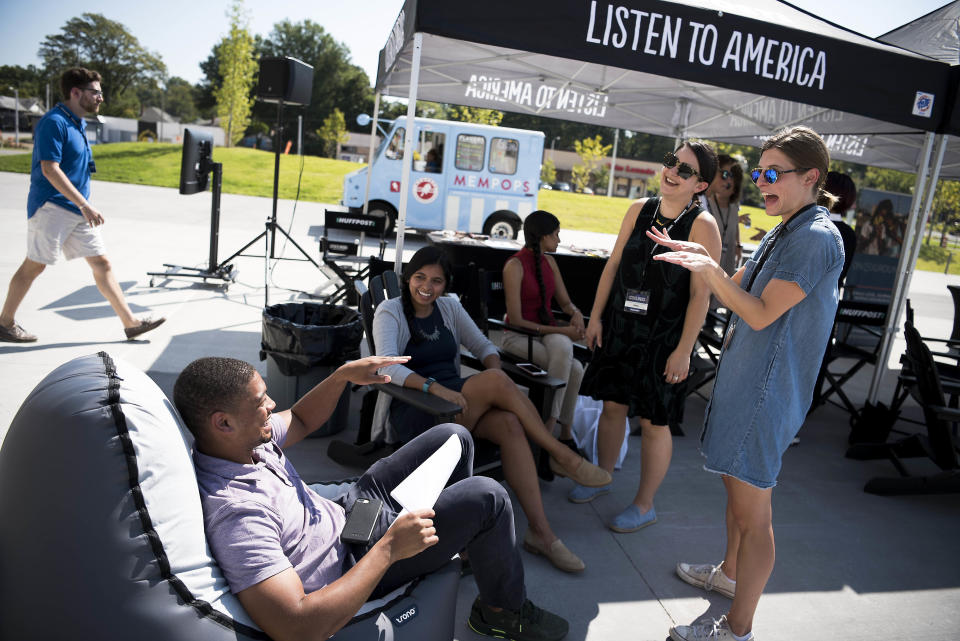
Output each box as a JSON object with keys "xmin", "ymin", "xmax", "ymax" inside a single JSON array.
[
  {"xmin": 720, "ymin": 169, "xmax": 731, "ymax": 180},
  {"xmin": 750, "ymin": 167, "xmax": 807, "ymax": 185},
  {"xmin": 662, "ymin": 152, "xmax": 701, "ymax": 181}
]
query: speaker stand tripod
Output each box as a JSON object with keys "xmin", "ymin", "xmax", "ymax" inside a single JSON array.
[
  {"xmin": 148, "ymin": 162, "xmax": 238, "ymax": 287},
  {"xmin": 214, "ymin": 100, "xmax": 322, "ymax": 306}
]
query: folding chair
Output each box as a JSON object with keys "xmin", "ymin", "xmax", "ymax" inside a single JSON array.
[
  {"xmin": 319, "ymin": 210, "xmax": 387, "ymax": 305},
  {"xmin": 688, "ymin": 308, "xmax": 730, "ymax": 402},
  {"xmin": 326, "ymin": 273, "xmax": 462, "ymax": 469},
  {"xmin": 810, "ymin": 299, "xmax": 889, "ymax": 419},
  {"xmin": 461, "ymin": 265, "xmax": 569, "ymax": 421},
  {"xmin": 846, "ymin": 320, "xmax": 960, "ymax": 495},
  {"xmin": 885, "ymin": 300, "xmax": 960, "ymax": 418}
]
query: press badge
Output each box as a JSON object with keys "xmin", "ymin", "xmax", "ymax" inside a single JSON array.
[{"xmin": 624, "ymin": 289, "xmax": 649, "ymax": 315}]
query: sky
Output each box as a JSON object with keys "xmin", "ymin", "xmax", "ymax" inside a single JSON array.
[{"xmin": 0, "ymin": 0, "xmax": 953, "ymax": 90}]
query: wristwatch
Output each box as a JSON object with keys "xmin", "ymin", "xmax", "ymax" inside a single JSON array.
[{"xmin": 421, "ymin": 377, "xmax": 436, "ymax": 393}]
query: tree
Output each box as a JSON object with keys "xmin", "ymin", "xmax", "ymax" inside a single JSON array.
[
  {"xmin": 572, "ymin": 135, "xmax": 611, "ymax": 192},
  {"xmin": 317, "ymin": 108, "xmax": 350, "ymax": 158},
  {"xmin": 500, "ymin": 112, "xmax": 606, "ymax": 153},
  {"xmin": 863, "ymin": 166, "xmax": 915, "ymax": 195},
  {"xmin": 541, "ymin": 158, "xmax": 557, "ymax": 185},
  {"xmin": 446, "ymin": 105, "xmax": 503, "ymax": 126},
  {"xmin": 0, "ymin": 65, "xmax": 50, "ymax": 103},
  {"xmin": 214, "ymin": 0, "xmax": 257, "ymax": 146},
  {"xmin": 256, "ymin": 19, "xmax": 373, "ymax": 154},
  {"xmin": 38, "ymin": 13, "xmax": 165, "ymax": 116},
  {"xmin": 929, "ymin": 179, "xmax": 960, "ymax": 246},
  {"xmin": 163, "ymin": 77, "xmax": 199, "ymax": 123},
  {"xmin": 593, "ymin": 164, "xmax": 610, "ymax": 192}
]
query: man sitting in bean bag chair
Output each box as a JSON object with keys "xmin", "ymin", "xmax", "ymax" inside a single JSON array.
[{"xmin": 173, "ymin": 355, "xmax": 568, "ymax": 641}]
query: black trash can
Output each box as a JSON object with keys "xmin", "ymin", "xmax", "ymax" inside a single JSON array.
[{"xmin": 260, "ymin": 302, "xmax": 363, "ymax": 437}]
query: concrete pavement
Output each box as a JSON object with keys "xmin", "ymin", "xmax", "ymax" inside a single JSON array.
[{"xmin": 1, "ymin": 170, "xmax": 958, "ymax": 640}]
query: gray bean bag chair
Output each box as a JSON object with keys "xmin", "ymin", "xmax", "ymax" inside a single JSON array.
[{"xmin": 0, "ymin": 352, "xmax": 459, "ymax": 640}]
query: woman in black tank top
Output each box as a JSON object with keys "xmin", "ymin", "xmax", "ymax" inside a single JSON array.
[{"xmin": 578, "ymin": 142, "xmax": 723, "ymax": 533}]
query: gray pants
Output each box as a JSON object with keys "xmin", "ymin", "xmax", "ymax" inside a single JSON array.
[{"xmin": 342, "ymin": 423, "xmax": 525, "ymax": 609}]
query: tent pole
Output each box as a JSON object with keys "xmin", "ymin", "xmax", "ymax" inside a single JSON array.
[
  {"xmin": 607, "ymin": 128, "xmax": 619, "ymax": 198},
  {"xmin": 866, "ymin": 131, "xmax": 942, "ymax": 403},
  {"xmin": 673, "ymin": 98, "xmax": 689, "ymax": 149},
  {"xmin": 395, "ymin": 32, "xmax": 423, "ymax": 274},
  {"xmin": 362, "ymin": 91, "xmax": 381, "ymax": 216}
]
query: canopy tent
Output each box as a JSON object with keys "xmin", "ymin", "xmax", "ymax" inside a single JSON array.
[
  {"xmin": 881, "ymin": 1, "xmax": 960, "ymax": 65},
  {"xmin": 370, "ymin": 0, "xmax": 958, "ymax": 404},
  {"xmin": 376, "ymin": 0, "xmax": 953, "ymax": 169}
]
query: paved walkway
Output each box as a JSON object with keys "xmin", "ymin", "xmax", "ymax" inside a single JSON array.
[{"xmin": 1, "ymin": 171, "xmax": 958, "ymax": 640}]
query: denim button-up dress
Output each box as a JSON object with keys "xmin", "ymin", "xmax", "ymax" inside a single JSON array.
[{"xmin": 701, "ymin": 205, "xmax": 844, "ymax": 488}]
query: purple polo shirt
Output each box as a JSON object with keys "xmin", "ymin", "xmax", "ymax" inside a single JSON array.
[{"xmin": 193, "ymin": 414, "xmax": 348, "ymax": 594}]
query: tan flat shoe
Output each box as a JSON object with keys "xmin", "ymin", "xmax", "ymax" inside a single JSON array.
[
  {"xmin": 549, "ymin": 455, "xmax": 612, "ymax": 487},
  {"xmin": 522, "ymin": 529, "xmax": 585, "ymax": 573}
]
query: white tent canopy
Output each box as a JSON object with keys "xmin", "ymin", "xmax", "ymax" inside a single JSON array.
[
  {"xmin": 376, "ymin": 0, "xmax": 952, "ymax": 172},
  {"xmin": 371, "ymin": 0, "xmax": 959, "ymax": 404}
]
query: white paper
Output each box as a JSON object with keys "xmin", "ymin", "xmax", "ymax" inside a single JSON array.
[{"xmin": 390, "ymin": 434, "xmax": 461, "ymax": 514}]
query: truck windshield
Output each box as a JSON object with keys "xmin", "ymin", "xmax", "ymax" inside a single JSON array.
[{"xmin": 383, "ymin": 127, "xmax": 405, "ymax": 159}]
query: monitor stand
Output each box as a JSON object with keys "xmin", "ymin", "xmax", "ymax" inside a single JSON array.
[{"xmin": 147, "ymin": 162, "xmax": 238, "ymax": 287}]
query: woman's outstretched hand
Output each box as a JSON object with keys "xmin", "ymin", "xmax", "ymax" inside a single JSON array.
[
  {"xmin": 647, "ymin": 226, "xmax": 718, "ymax": 273},
  {"xmin": 646, "ymin": 226, "xmax": 710, "ymax": 257}
]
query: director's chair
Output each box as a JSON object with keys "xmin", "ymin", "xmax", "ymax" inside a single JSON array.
[{"xmin": 319, "ymin": 210, "xmax": 387, "ymax": 305}]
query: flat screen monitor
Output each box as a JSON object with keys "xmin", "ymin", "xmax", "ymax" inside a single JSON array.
[{"xmin": 179, "ymin": 128, "xmax": 214, "ymax": 195}]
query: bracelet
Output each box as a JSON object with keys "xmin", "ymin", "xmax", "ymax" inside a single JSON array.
[{"xmin": 421, "ymin": 377, "xmax": 436, "ymax": 394}]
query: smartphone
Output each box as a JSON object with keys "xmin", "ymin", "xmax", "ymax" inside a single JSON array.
[
  {"xmin": 340, "ymin": 498, "xmax": 383, "ymax": 545},
  {"xmin": 516, "ymin": 362, "xmax": 547, "ymax": 376}
]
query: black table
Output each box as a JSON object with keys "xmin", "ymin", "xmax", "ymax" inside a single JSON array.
[{"xmin": 424, "ymin": 232, "xmax": 609, "ymax": 314}]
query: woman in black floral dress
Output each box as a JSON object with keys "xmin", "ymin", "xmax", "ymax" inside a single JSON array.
[{"xmin": 576, "ymin": 142, "xmax": 722, "ymax": 533}]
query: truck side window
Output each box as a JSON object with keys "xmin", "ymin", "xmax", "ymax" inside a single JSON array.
[
  {"xmin": 489, "ymin": 137, "xmax": 519, "ymax": 175},
  {"xmin": 455, "ymin": 134, "xmax": 485, "ymax": 171},
  {"xmin": 385, "ymin": 128, "xmax": 405, "ymax": 160}
]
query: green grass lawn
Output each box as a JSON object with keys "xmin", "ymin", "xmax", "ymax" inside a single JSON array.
[
  {"xmin": 3, "ymin": 143, "xmax": 958, "ymax": 274},
  {"xmin": 0, "ymin": 142, "xmax": 360, "ymax": 203}
]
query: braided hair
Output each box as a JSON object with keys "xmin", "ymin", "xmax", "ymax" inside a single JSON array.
[
  {"xmin": 522, "ymin": 210, "xmax": 561, "ymax": 326},
  {"xmin": 400, "ymin": 246, "xmax": 453, "ymax": 344}
]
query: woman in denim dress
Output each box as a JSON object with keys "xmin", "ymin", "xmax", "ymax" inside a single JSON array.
[{"xmin": 649, "ymin": 126, "xmax": 844, "ymax": 641}]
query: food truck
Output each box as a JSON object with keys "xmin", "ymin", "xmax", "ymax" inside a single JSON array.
[{"xmin": 341, "ymin": 116, "xmax": 545, "ymax": 238}]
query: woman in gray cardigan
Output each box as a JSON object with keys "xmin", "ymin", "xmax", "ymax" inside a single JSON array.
[{"xmin": 372, "ymin": 247, "xmax": 611, "ymax": 573}]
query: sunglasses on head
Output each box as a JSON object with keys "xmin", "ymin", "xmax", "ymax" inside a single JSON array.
[
  {"xmin": 750, "ymin": 167, "xmax": 808, "ymax": 185},
  {"xmin": 663, "ymin": 152, "xmax": 701, "ymax": 181}
]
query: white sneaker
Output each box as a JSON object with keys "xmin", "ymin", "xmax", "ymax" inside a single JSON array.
[
  {"xmin": 676, "ymin": 561, "xmax": 736, "ymax": 599},
  {"xmin": 670, "ymin": 615, "xmax": 754, "ymax": 641}
]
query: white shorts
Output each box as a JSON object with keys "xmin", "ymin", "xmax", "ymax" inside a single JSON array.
[{"xmin": 27, "ymin": 201, "xmax": 106, "ymax": 265}]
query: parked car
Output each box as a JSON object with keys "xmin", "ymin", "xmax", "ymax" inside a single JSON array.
[
  {"xmin": 553, "ymin": 181, "xmax": 572, "ymax": 192},
  {"xmin": 540, "ymin": 182, "xmax": 553, "ymax": 190},
  {"xmin": 581, "ymin": 186, "xmax": 595, "ymax": 195}
]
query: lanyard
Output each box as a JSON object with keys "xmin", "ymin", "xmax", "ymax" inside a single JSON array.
[
  {"xmin": 57, "ymin": 103, "xmax": 84, "ymax": 128},
  {"xmin": 650, "ymin": 198, "xmax": 696, "ymax": 257},
  {"xmin": 56, "ymin": 103, "xmax": 94, "ymax": 172},
  {"xmin": 711, "ymin": 195, "xmax": 733, "ymax": 238},
  {"xmin": 721, "ymin": 204, "xmax": 815, "ymax": 350},
  {"xmin": 741, "ymin": 225, "xmax": 782, "ymax": 293},
  {"xmin": 741, "ymin": 203, "xmax": 815, "ymax": 293}
]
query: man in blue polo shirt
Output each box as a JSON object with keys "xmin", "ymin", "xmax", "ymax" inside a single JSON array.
[{"xmin": 0, "ymin": 67, "xmax": 164, "ymax": 342}]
